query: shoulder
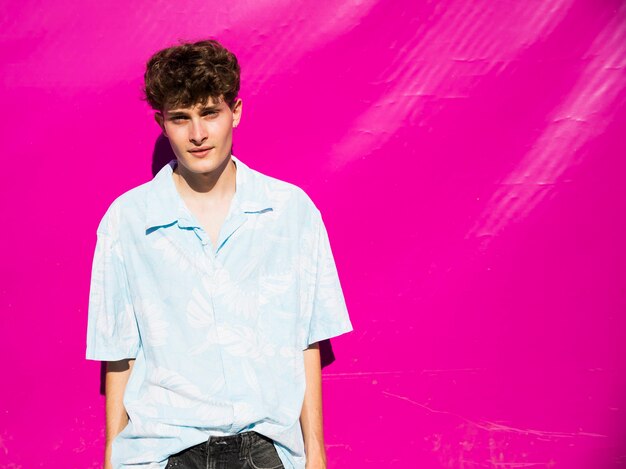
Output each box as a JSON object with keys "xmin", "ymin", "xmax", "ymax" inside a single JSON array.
[
  {"xmin": 248, "ymin": 165, "xmax": 322, "ymax": 220},
  {"xmin": 95, "ymin": 180, "xmax": 152, "ymax": 235}
]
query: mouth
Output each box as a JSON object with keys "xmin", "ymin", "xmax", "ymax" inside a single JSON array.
[{"xmin": 188, "ymin": 147, "xmax": 214, "ymax": 157}]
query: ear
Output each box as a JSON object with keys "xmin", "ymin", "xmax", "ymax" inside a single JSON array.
[
  {"xmin": 154, "ymin": 112, "xmax": 167, "ymax": 136},
  {"xmin": 232, "ymin": 98, "xmax": 242, "ymax": 128}
]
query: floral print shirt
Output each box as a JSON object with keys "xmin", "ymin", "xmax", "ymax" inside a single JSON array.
[{"xmin": 85, "ymin": 154, "xmax": 353, "ymax": 469}]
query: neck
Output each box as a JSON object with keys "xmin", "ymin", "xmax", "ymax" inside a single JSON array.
[{"xmin": 173, "ymin": 155, "xmax": 237, "ymax": 202}]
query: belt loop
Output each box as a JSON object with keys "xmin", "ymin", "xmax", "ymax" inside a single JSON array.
[{"xmin": 239, "ymin": 431, "xmax": 250, "ymax": 461}]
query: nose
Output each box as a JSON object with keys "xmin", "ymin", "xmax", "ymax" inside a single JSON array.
[{"xmin": 189, "ymin": 118, "xmax": 208, "ymax": 144}]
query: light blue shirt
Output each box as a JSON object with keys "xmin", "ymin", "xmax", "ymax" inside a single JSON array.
[{"xmin": 85, "ymin": 154, "xmax": 353, "ymax": 469}]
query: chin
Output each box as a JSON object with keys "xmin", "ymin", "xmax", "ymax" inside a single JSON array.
[{"xmin": 180, "ymin": 153, "xmax": 229, "ymax": 173}]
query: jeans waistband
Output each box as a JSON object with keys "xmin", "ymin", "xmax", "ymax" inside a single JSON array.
[{"xmin": 204, "ymin": 430, "xmax": 271, "ymax": 457}]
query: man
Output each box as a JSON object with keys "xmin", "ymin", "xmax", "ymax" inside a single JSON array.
[{"xmin": 85, "ymin": 39, "xmax": 353, "ymax": 469}]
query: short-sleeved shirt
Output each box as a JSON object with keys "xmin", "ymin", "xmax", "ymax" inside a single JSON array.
[{"xmin": 85, "ymin": 154, "xmax": 353, "ymax": 469}]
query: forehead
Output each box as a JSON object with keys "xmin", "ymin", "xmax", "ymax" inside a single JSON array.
[{"xmin": 164, "ymin": 95, "xmax": 226, "ymax": 113}]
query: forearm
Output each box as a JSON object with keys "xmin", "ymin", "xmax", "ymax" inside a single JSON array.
[
  {"xmin": 300, "ymin": 342, "xmax": 327, "ymax": 469},
  {"xmin": 104, "ymin": 359, "xmax": 135, "ymax": 468}
]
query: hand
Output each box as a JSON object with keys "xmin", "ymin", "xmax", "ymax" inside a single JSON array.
[
  {"xmin": 104, "ymin": 442, "xmax": 113, "ymax": 469},
  {"xmin": 305, "ymin": 461, "xmax": 327, "ymax": 469},
  {"xmin": 305, "ymin": 452, "xmax": 327, "ymax": 469}
]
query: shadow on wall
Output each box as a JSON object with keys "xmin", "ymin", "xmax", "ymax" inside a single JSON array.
[{"xmin": 98, "ymin": 135, "xmax": 337, "ymax": 395}]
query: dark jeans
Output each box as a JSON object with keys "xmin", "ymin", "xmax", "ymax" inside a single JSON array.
[{"xmin": 165, "ymin": 431, "xmax": 285, "ymax": 469}]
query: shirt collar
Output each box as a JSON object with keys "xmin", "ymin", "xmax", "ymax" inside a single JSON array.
[{"xmin": 144, "ymin": 154, "xmax": 273, "ymax": 232}]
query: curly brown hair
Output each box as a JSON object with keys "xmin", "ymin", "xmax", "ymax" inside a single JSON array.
[{"xmin": 143, "ymin": 39, "xmax": 240, "ymax": 112}]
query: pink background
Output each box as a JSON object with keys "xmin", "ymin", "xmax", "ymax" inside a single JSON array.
[{"xmin": 1, "ymin": 1, "xmax": 625, "ymax": 467}]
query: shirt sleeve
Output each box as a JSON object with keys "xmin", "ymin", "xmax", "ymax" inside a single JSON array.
[
  {"xmin": 85, "ymin": 208, "xmax": 141, "ymax": 361},
  {"xmin": 302, "ymin": 213, "xmax": 353, "ymax": 350}
]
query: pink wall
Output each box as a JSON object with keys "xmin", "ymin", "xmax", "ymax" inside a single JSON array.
[{"xmin": 1, "ymin": 1, "xmax": 625, "ymax": 467}]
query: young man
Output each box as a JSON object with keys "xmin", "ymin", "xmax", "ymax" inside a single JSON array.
[{"xmin": 85, "ymin": 39, "xmax": 353, "ymax": 469}]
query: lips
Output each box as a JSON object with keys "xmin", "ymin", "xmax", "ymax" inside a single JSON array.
[
  {"xmin": 189, "ymin": 147, "xmax": 213, "ymax": 153},
  {"xmin": 188, "ymin": 147, "xmax": 214, "ymax": 157}
]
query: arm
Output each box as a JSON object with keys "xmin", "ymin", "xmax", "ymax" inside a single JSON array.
[
  {"xmin": 300, "ymin": 342, "xmax": 327, "ymax": 469},
  {"xmin": 104, "ymin": 358, "xmax": 135, "ymax": 469}
]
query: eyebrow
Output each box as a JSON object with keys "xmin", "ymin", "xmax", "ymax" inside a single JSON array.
[{"xmin": 167, "ymin": 105, "xmax": 221, "ymax": 116}]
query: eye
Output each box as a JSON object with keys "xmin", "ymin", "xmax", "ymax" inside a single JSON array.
[
  {"xmin": 203, "ymin": 110, "xmax": 219, "ymax": 117},
  {"xmin": 170, "ymin": 116, "xmax": 188, "ymax": 123}
]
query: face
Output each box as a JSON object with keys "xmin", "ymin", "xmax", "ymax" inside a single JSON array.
[{"xmin": 155, "ymin": 96, "xmax": 242, "ymax": 174}]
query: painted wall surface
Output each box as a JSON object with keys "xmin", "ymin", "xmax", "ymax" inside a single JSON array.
[{"xmin": 1, "ymin": 1, "xmax": 625, "ymax": 467}]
